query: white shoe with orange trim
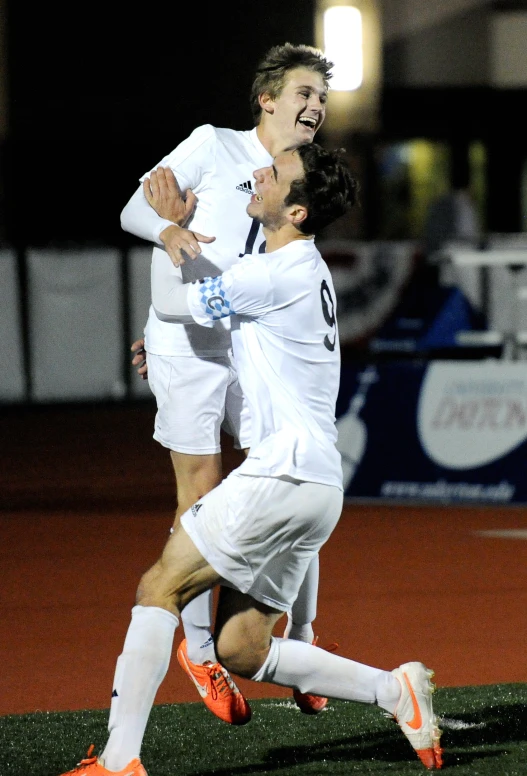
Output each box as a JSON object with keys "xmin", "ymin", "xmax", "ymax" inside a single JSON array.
[{"xmin": 391, "ymin": 662, "xmax": 443, "ymax": 770}]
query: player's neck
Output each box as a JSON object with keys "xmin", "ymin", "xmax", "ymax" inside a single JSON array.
[
  {"xmin": 256, "ymin": 123, "xmax": 293, "ymax": 158},
  {"xmin": 263, "ymin": 226, "xmax": 312, "ymax": 253}
]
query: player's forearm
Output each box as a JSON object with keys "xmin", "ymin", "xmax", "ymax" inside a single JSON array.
[
  {"xmin": 121, "ymin": 186, "xmax": 177, "ymax": 245},
  {"xmin": 151, "ymin": 250, "xmax": 195, "ymax": 323}
]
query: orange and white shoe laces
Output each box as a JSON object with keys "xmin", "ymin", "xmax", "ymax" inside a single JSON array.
[
  {"xmin": 59, "ymin": 745, "xmax": 147, "ymax": 775},
  {"xmin": 177, "ymin": 638, "xmax": 251, "ymax": 725}
]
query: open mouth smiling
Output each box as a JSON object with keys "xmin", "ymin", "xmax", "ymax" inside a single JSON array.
[{"xmin": 297, "ymin": 116, "xmax": 317, "ymax": 130}]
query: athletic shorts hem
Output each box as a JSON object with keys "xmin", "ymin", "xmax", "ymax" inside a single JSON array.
[
  {"xmin": 233, "ymin": 440, "xmax": 250, "ymax": 451},
  {"xmin": 239, "ymin": 588, "xmax": 290, "ymax": 613},
  {"xmin": 144, "ymin": 347, "xmax": 232, "ymax": 358},
  {"xmin": 152, "ymin": 431, "xmax": 221, "ymax": 455}
]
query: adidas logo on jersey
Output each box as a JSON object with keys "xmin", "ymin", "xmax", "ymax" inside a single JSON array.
[
  {"xmin": 236, "ymin": 180, "xmax": 253, "ymax": 194},
  {"xmin": 191, "ymin": 502, "xmax": 203, "ymax": 517}
]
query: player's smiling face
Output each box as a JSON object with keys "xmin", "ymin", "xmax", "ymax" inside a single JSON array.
[
  {"xmin": 269, "ymin": 67, "xmax": 327, "ymax": 148},
  {"xmin": 248, "ymin": 150, "xmax": 304, "ymax": 230}
]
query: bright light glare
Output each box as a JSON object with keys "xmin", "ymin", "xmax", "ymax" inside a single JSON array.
[{"xmin": 324, "ymin": 6, "xmax": 362, "ymax": 91}]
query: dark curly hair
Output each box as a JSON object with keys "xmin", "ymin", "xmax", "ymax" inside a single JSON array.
[
  {"xmin": 285, "ymin": 144, "xmax": 359, "ymax": 235},
  {"xmin": 250, "ymin": 43, "xmax": 333, "ymax": 125}
]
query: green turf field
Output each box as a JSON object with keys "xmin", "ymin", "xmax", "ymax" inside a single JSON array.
[{"xmin": 2, "ymin": 684, "xmax": 527, "ymax": 775}]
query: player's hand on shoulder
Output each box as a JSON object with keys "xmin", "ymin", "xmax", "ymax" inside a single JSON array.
[
  {"xmin": 143, "ymin": 166, "xmax": 197, "ymax": 227},
  {"xmin": 131, "ymin": 338, "xmax": 148, "ymax": 380}
]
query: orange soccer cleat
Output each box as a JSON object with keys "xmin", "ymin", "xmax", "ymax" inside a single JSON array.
[
  {"xmin": 57, "ymin": 745, "xmax": 147, "ymax": 776},
  {"xmin": 292, "ymin": 637, "xmax": 339, "ymax": 714},
  {"xmin": 177, "ymin": 638, "xmax": 251, "ymax": 725}
]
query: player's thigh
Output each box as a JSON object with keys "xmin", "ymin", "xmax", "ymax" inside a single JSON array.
[
  {"xmin": 170, "ymin": 450, "xmax": 223, "ymax": 518},
  {"xmin": 138, "ymin": 522, "xmax": 222, "ymax": 613},
  {"xmin": 147, "ymin": 353, "xmax": 231, "ymax": 455}
]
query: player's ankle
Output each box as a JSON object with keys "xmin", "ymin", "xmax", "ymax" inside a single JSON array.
[
  {"xmin": 375, "ymin": 671, "xmax": 401, "ymax": 715},
  {"xmin": 285, "ymin": 622, "xmax": 314, "ymax": 644}
]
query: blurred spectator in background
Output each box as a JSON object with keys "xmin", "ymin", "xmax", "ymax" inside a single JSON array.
[{"xmin": 423, "ymin": 163, "xmax": 481, "ymax": 258}]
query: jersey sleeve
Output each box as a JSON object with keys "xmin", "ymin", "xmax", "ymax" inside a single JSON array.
[
  {"xmin": 151, "ymin": 250, "xmax": 195, "ymax": 324},
  {"xmin": 140, "ymin": 124, "xmax": 216, "ymax": 193},
  {"xmin": 120, "ymin": 185, "xmax": 177, "ymax": 245},
  {"xmin": 186, "ymin": 258, "xmax": 273, "ymax": 328}
]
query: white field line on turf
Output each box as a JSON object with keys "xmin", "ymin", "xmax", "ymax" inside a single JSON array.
[
  {"xmin": 439, "ymin": 717, "xmax": 486, "ymax": 730},
  {"xmin": 259, "ymin": 701, "xmax": 332, "ymax": 712}
]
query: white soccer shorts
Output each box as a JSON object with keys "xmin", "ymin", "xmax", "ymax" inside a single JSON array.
[
  {"xmin": 180, "ymin": 472, "xmax": 343, "ymax": 611},
  {"xmin": 147, "ymin": 352, "xmax": 251, "ymax": 454}
]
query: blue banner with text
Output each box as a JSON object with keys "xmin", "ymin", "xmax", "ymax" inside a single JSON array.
[{"xmin": 336, "ymin": 361, "xmax": 527, "ymax": 504}]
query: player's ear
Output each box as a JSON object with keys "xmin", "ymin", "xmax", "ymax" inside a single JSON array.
[
  {"xmin": 288, "ymin": 204, "xmax": 308, "ymax": 228},
  {"xmin": 259, "ymin": 91, "xmax": 275, "ymax": 115}
]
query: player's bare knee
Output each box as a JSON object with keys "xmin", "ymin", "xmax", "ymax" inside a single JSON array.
[
  {"xmin": 136, "ymin": 564, "xmax": 158, "ymax": 601},
  {"xmin": 136, "ymin": 563, "xmax": 182, "ymax": 614},
  {"xmin": 216, "ymin": 639, "xmax": 269, "ymax": 678},
  {"xmin": 136, "ymin": 567, "xmax": 160, "ymax": 606}
]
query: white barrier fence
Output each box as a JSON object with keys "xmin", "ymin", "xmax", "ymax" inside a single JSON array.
[
  {"xmin": 0, "ymin": 246, "xmax": 153, "ymax": 403},
  {"xmin": 4, "ymin": 236, "xmax": 525, "ymax": 404},
  {"xmin": 0, "ymin": 249, "xmax": 25, "ymax": 400}
]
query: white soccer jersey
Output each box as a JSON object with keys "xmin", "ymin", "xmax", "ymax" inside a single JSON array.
[
  {"xmin": 185, "ymin": 239, "xmax": 343, "ymax": 489},
  {"xmin": 143, "ymin": 124, "xmax": 272, "ymax": 356}
]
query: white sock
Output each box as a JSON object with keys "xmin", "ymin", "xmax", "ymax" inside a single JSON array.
[
  {"xmin": 181, "ymin": 591, "xmax": 216, "ymax": 664},
  {"xmin": 283, "ymin": 612, "xmax": 314, "ymax": 644},
  {"xmin": 252, "ymin": 637, "xmax": 401, "ymax": 712},
  {"xmin": 102, "ymin": 605, "xmax": 178, "ymax": 771},
  {"xmin": 284, "ymin": 554, "xmax": 318, "ymax": 643}
]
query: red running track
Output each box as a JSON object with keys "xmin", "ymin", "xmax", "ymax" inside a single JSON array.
[{"xmin": 2, "ymin": 403, "xmax": 527, "ymax": 715}]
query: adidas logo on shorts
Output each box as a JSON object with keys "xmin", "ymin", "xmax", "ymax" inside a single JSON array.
[{"xmin": 236, "ymin": 180, "xmax": 253, "ymax": 194}]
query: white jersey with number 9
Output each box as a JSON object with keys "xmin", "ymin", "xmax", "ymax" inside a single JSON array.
[{"xmin": 186, "ymin": 240, "xmax": 343, "ymax": 489}]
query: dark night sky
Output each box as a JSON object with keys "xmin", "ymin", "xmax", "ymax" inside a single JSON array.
[{"xmin": 3, "ymin": 0, "xmax": 316, "ymax": 244}]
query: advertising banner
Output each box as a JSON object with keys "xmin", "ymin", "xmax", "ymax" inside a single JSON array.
[{"xmin": 337, "ymin": 360, "xmax": 527, "ymax": 504}]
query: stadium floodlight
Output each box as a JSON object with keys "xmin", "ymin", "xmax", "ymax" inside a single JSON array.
[
  {"xmin": 315, "ymin": 0, "xmax": 382, "ymax": 135},
  {"xmin": 324, "ymin": 6, "xmax": 363, "ymax": 91}
]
